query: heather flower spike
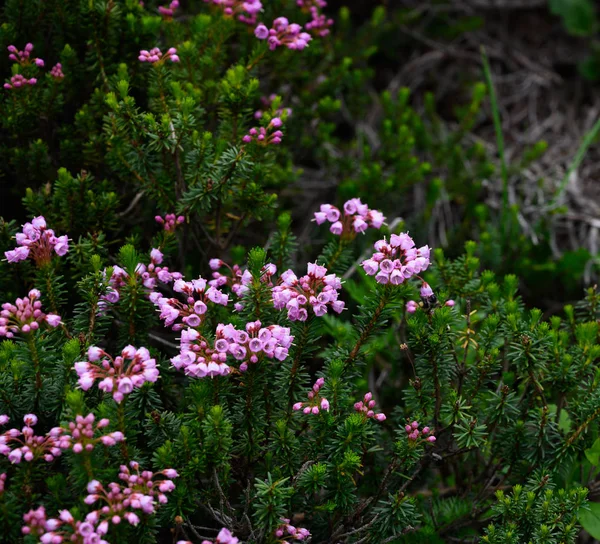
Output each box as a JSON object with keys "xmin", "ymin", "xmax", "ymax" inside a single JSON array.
[
  {"xmin": 155, "ymin": 213, "xmax": 185, "ymax": 232},
  {"xmin": 243, "ymin": 117, "xmax": 284, "ymax": 145},
  {"xmin": 272, "ymin": 263, "xmax": 344, "ymax": 321},
  {"xmin": 0, "ymin": 289, "xmax": 61, "ymax": 338},
  {"xmin": 67, "ymin": 414, "xmax": 125, "ymax": 453},
  {"xmin": 293, "ymin": 377, "xmax": 330, "ymax": 415},
  {"xmin": 7, "ymin": 43, "xmax": 44, "ymax": 67},
  {"xmin": 4, "ymin": 216, "xmax": 69, "ymax": 265},
  {"xmin": 362, "ymin": 232, "xmax": 430, "ymax": 285},
  {"xmin": 209, "ymin": 259, "xmax": 276, "ymax": 311},
  {"xmin": 255, "ymin": 18, "xmax": 312, "ymax": 51},
  {"xmin": 203, "ymin": 0, "xmax": 263, "ymax": 25},
  {"xmin": 158, "ymin": 0, "xmax": 179, "ymax": 17},
  {"xmin": 0, "ymin": 414, "xmax": 70, "ymax": 464},
  {"xmin": 171, "ymin": 320, "xmax": 293, "ymax": 377},
  {"xmin": 74, "ymin": 345, "xmax": 159, "ymax": 403},
  {"xmin": 139, "ymin": 47, "xmax": 180, "ymax": 64},
  {"xmin": 275, "ymin": 517, "xmax": 311, "ymax": 541},
  {"xmin": 354, "ymin": 392, "xmax": 386, "ymax": 421},
  {"xmin": 314, "ymin": 198, "xmax": 385, "ymax": 238},
  {"xmin": 405, "ymin": 421, "xmax": 436, "ymax": 443},
  {"xmin": 151, "ymin": 276, "xmax": 228, "ymax": 330},
  {"xmin": 23, "ymin": 463, "xmax": 177, "ymax": 542}
]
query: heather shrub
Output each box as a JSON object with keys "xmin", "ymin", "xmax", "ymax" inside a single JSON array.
[{"xmin": 2, "ymin": 1, "xmax": 600, "ymax": 543}]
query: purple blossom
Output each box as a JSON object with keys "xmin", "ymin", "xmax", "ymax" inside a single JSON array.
[
  {"xmin": 4, "ymin": 216, "xmax": 69, "ymax": 264},
  {"xmin": 362, "ymin": 233, "xmax": 430, "ymax": 285},
  {"xmin": 0, "ymin": 289, "xmax": 61, "ymax": 338},
  {"xmin": 74, "ymin": 346, "xmax": 159, "ymax": 403},
  {"xmin": 272, "ymin": 263, "xmax": 344, "ymax": 321}
]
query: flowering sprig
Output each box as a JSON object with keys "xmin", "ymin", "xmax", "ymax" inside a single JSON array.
[
  {"xmin": 0, "ymin": 289, "xmax": 61, "ymax": 338},
  {"xmin": 204, "ymin": 0, "xmax": 262, "ymax": 25},
  {"xmin": 354, "ymin": 392, "xmax": 386, "ymax": 422},
  {"xmin": 0, "ymin": 414, "xmax": 69, "ymax": 464},
  {"xmin": 171, "ymin": 328, "xmax": 231, "ymax": 378},
  {"xmin": 100, "ymin": 249, "xmax": 182, "ymax": 308},
  {"xmin": 178, "ymin": 527, "xmax": 240, "ymax": 544},
  {"xmin": 242, "ymin": 117, "xmax": 284, "ymax": 145},
  {"xmin": 138, "ymin": 47, "xmax": 180, "ymax": 64},
  {"xmin": 405, "ymin": 421, "xmax": 436, "ymax": 443},
  {"xmin": 23, "ymin": 463, "xmax": 177, "ymax": 543},
  {"xmin": 4, "ymin": 215, "xmax": 69, "ymax": 264},
  {"xmin": 361, "ymin": 233, "xmax": 430, "ymax": 285},
  {"xmin": 84, "ymin": 462, "xmax": 178, "ymax": 519},
  {"xmin": 4, "ymin": 74, "xmax": 37, "ymax": 89},
  {"xmin": 171, "ymin": 321, "xmax": 293, "ymax": 377},
  {"xmin": 293, "ymin": 378, "xmax": 329, "ymax": 414},
  {"xmin": 151, "ymin": 277, "xmax": 228, "ymax": 330},
  {"xmin": 275, "ymin": 518, "xmax": 311, "ymax": 541},
  {"xmin": 0, "ymin": 473, "xmax": 6, "ymax": 494},
  {"xmin": 158, "ymin": 0, "xmax": 179, "ymax": 17},
  {"xmin": 137, "ymin": 248, "xmax": 183, "ymax": 290},
  {"xmin": 208, "ymin": 259, "xmax": 276, "ymax": 311},
  {"xmin": 66, "ymin": 414, "xmax": 125, "ymax": 453},
  {"xmin": 297, "ymin": 0, "xmax": 333, "ymax": 36},
  {"xmin": 254, "ymin": 94, "xmax": 292, "ymax": 120},
  {"xmin": 23, "ymin": 507, "xmax": 110, "ymax": 544},
  {"xmin": 50, "ymin": 63, "xmax": 64, "ymax": 79},
  {"xmin": 75, "ymin": 345, "xmax": 159, "ymax": 403},
  {"xmin": 272, "ymin": 263, "xmax": 344, "ymax": 321},
  {"xmin": 314, "ymin": 198, "xmax": 385, "ymax": 237},
  {"xmin": 155, "ymin": 213, "xmax": 185, "ymax": 232},
  {"xmin": 255, "ymin": 18, "xmax": 312, "ymax": 51},
  {"xmin": 7, "ymin": 43, "xmax": 44, "ymax": 67}
]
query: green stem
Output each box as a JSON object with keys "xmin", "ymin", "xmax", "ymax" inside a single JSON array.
[
  {"xmin": 117, "ymin": 402, "xmax": 129, "ymax": 460},
  {"xmin": 345, "ymin": 286, "xmax": 392, "ymax": 369},
  {"xmin": 26, "ymin": 334, "xmax": 42, "ymax": 411},
  {"xmin": 287, "ymin": 320, "xmax": 312, "ymax": 416}
]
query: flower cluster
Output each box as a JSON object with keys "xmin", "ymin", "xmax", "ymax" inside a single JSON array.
[
  {"xmin": 75, "ymin": 345, "xmax": 159, "ymax": 403},
  {"xmin": 155, "ymin": 213, "xmax": 185, "ymax": 232},
  {"xmin": 171, "ymin": 328, "xmax": 232, "ymax": 378},
  {"xmin": 242, "ymin": 117, "xmax": 284, "ymax": 145},
  {"xmin": 254, "ymin": 94, "xmax": 292, "ymax": 120},
  {"xmin": 171, "ymin": 320, "xmax": 293, "ymax": 377},
  {"xmin": 0, "ymin": 289, "xmax": 61, "ymax": 338},
  {"xmin": 275, "ymin": 518, "xmax": 311, "ymax": 542},
  {"xmin": 405, "ymin": 421, "xmax": 436, "ymax": 443},
  {"xmin": 23, "ymin": 463, "xmax": 177, "ymax": 543},
  {"xmin": 0, "ymin": 473, "xmax": 6, "ymax": 494},
  {"xmin": 208, "ymin": 259, "xmax": 276, "ymax": 311},
  {"xmin": 314, "ymin": 198, "xmax": 385, "ymax": 237},
  {"xmin": 137, "ymin": 248, "xmax": 183, "ymax": 290},
  {"xmin": 354, "ymin": 392, "xmax": 386, "ymax": 421},
  {"xmin": 7, "ymin": 43, "xmax": 44, "ymax": 66},
  {"xmin": 50, "ymin": 62, "xmax": 64, "ymax": 79},
  {"xmin": 85, "ymin": 462, "xmax": 178, "ymax": 519},
  {"xmin": 255, "ymin": 18, "xmax": 312, "ymax": 51},
  {"xmin": 151, "ymin": 277, "xmax": 228, "ymax": 330},
  {"xmin": 298, "ymin": 0, "xmax": 333, "ymax": 36},
  {"xmin": 158, "ymin": 0, "xmax": 179, "ymax": 17},
  {"xmin": 204, "ymin": 0, "xmax": 262, "ymax": 25},
  {"xmin": 293, "ymin": 378, "xmax": 329, "ymax": 414},
  {"xmin": 4, "ymin": 74, "xmax": 37, "ymax": 89},
  {"xmin": 139, "ymin": 47, "xmax": 179, "ymax": 64},
  {"xmin": 362, "ymin": 233, "xmax": 430, "ymax": 285},
  {"xmin": 67, "ymin": 414, "xmax": 125, "ymax": 453},
  {"xmin": 4, "ymin": 215, "xmax": 69, "ymax": 264},
  {"xmin": 178, "ymin": 527, "xmax": 239, "ymax": 544},
  {"xmin": 100, "ymin": 250, "xmax": 182, "ymax": 309},
  {"xmin": 0, "ymin": 414, "xmax": 69, "ymax": 464},
  {"xmin": 272, "ymin": 263, "xmax": 344, "ymax": 321}
]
